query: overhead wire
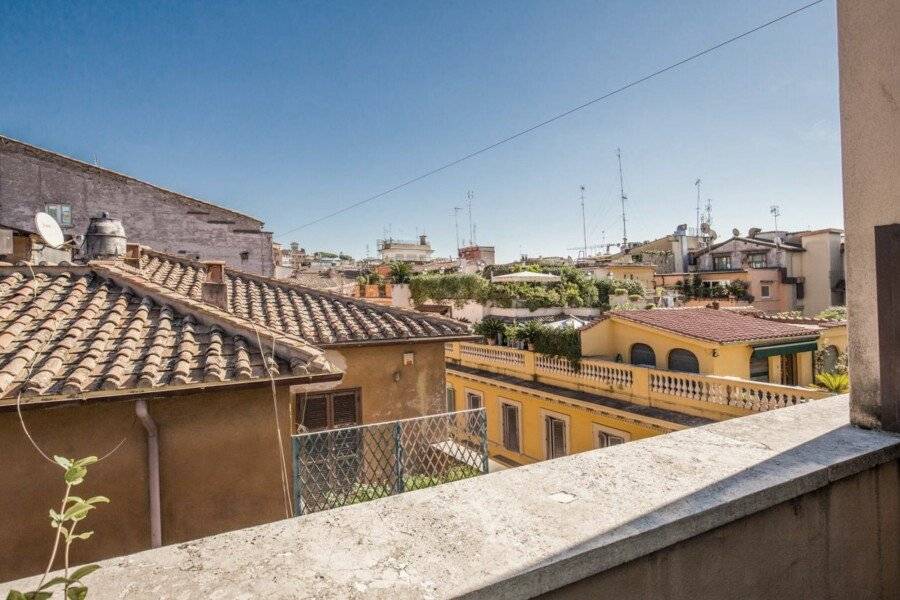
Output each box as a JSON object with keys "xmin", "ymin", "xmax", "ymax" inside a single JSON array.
[{"xmin": 274, "ymin": 0, "xmax": 826, "ymax": 238}]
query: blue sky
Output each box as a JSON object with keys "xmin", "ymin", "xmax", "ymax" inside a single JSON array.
[{"xmin": 1, "ymin": 1, "xmax": 840, "ymax": 262}]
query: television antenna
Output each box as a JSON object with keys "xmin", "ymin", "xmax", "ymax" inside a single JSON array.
[
  {"xmin": 770, "ymin": 205, "xmax": 781, "ymax": 230},
  {"xmin": 453, "ymin": 206, "xmax": 462, "ymax": 252},
  {"xmin": 466, "ymin": 191, "xmax": 475, "ymax": 247},
  {"xmin": 579, "ymin": 185, "xmax": 588, "ymax": 257},
  {"xmin": 34, "ymin": 212, "xmax": 65, "ymax": 249},
  {"xmin": 616, "ymin": 148, "xmax": 628, "ymax": 247}
]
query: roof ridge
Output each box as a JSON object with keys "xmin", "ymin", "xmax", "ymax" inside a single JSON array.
[
  {"xmin": 93, "ymin": 262, "xmax": 337, "ymax": 374},
  {"xmin": 138, "ymin": 248, "xmax": 473, "ymax": 331},
  {"xmin": 0, "ymin": 134, "xmax": 264, "ymax": 225}
]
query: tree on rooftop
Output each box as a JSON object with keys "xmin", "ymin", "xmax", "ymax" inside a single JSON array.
[{"xmin": 388, "ymin": 261, "xmax": 413, "ymax": 284}]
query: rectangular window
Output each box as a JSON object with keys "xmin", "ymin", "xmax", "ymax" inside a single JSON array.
[
  {"xmin": 45, "ymin": 203, "xmax": 73, "ymax": 227},
  {"xmin": 750, "ymin": 356, "xmax": 770, "ymax": 382},
  {"xmin": 712, "ymin": 255, "xmax": 732, "ymax": 270},
  {"xmin": 446, "ymin": 386, "xmax": 456, "ymax": 413},
  {"xmin": 466, "ymin": 391, "xmax": 482, "ymax": 410},
  {"xmin": 760, "ymin": 282, "xmax": 772, "ymax": 298},
  {"xmin": 545, "ymin": 416, "xmax": 567, "ymax": 459},
  {"xmin": 598, "ymin": 431, "xmax": 626, "ymax": 448},
  {"xmin": 295, "ymin": 389, "xmax": 361, "ymax": 432},
  {"xmin": 748, "ymin": 254, "xmax": 767, "ymax": 268},
  {"xmin": 501, "ymin": 402, "xmax": 521, "ymax": 453}
]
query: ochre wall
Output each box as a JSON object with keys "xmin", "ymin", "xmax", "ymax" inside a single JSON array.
[
  {"xmin": 446, "ymin": 370, "xmax": 667, "ymax": 466},
  {"xmin": 323, "ymin": 342, "xmax": 447, "ymax": 424},
  {"xmin": 0, "ymin": 384, "xmax": 295, "ymax": 582}
]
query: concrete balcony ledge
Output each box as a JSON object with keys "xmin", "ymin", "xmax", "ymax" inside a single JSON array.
[{"xmin": 5, "ymin": 395, "xmax": 899, "ymax": 598}]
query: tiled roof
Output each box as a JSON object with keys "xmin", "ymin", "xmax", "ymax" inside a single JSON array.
[
  {"xmin": 608, "ymin": 307, "xmax": 819, "ymax": 344},
  {"xmin": 0, "ymin": 267, "xmax": 337, "ymax": 404},
  {"xmin": 129, "ymin": 250, "xmax": 472, "ymax": 345}
]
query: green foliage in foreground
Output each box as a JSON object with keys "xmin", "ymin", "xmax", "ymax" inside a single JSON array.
[
  {"xmin": 815, "ymin": 372, "xmax": 850, "ymax": 393},
  {"xmin": 8, "ymin": 457, "xmax": 108, "ymax": 600},
  {"xmin": 815, "ymin": 306, "xmax": 848, "ymax": 321}
]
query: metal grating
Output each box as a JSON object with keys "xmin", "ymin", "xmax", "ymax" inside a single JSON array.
[{"xmin": 292, "ymin": 408, "xmax": 487, "ymax": 515}]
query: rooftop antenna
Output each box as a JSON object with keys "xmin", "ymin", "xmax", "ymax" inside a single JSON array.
[
  {"xmin": 694, "ymin": 178, "xmax": 702, "ymax": 236},
  {"xmin": 466, "ymin": 191, "xmax": 475, "ymax": 247},
  {"xmin": 616, "ymin": 148, "xmax": 628, "ymax": 248},
  {"xmin": 579, "ymin": 185, "xmax": 588, "ymax": 258},
  {"xmin": 453, "ymin": 206, "xmax": 462, "ymax": 253},
  {"xmin": 770, "ymin": 205, "xmax": 781, "ymax": 230}
]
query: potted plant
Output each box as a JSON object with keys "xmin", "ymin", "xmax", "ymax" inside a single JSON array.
[
  {"xmin": 474, "ymin": 317, "xmax": 506, "ymax": 345},
  {"xmin": 516, "ymin": 319, "xmax": 545, "ymax": 351}
]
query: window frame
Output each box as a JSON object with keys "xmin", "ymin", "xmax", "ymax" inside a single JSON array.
[
  {"xmin": 667, "ymin": 348, "xmax": 700, "ymax": 374},
  {"xmin": 712, "ymin": 255, "xmax": 732, "ymax": 270},
  {"xmin": 445, "ymin": 385, "xmax": 456, "ymax": 413},
  {"xmin": 45, "ymin": 203, "xmax": 73, "ymax": 227},
  {"xmin": 294, "ymin": 387, "xmax": 362, "ymax": 432},
  {"xmin": 760, "ymin": 281, "xmax": 773, "ymax": 299},
  {"xmin": 498, "ymin": 397, "xmax": 523, "ymax": 454},
  {"xmin": 540, "ymin": 409, "xmax": 570, "ymax": 460},
  {"xmin": 630, "ymin": 343, "xmax": 656, "ymax": 367},
  {"xmin": 464, "ymin": 388, "xmax": 483, "ymax": 411},
  {"xmin": 747, "ymin": 253, "xmax": 768, "ymax": 269},
  {"xmin": 592, "ymin": 423, "xmax": 630, "ymax": 449}
]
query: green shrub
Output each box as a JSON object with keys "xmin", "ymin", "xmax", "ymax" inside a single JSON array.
[
  {"xmin": 532, "ymin": 325, "xmax": 581, "ymax": 365},
  {"xmin": 815, "ymin": 372, "xmax": 849, "ymax": 393},
  {"xmin": 473, "ymin": 317, "xmax": 506, "ymax": 340},
  {"xmin": 816, "ymin": 306, "xmax": 847, "ymax": 321}
]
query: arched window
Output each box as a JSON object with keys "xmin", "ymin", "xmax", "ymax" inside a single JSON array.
[
  {"xmin": 630, "ymin": 343, "xmax": 656, "ymax": 367},
  {"xmin": 668, "ymin": 348, "xmax": 700, "ymax": 373}
]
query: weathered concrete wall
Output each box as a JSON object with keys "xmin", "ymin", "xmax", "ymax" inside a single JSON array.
[
  {"xmin": 837, "ymin": 0, "xmax": 900, "ymax": 429},
  {"xmin": 324, "ymin": 342, "xmax": 447, "ymax": 423},
  {"xmin": 542, "ymin": 459, "xmax": 899, "ymax": 600},
  {"xmin": 0, "ymin": 136, "xmax": 274, "ymax": 275},
  {"xmin": 0, "ymin": 384, "xmax": 294, "ymax": 582}
]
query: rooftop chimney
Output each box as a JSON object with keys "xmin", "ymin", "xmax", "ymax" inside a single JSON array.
[
  {"xmin": 748, "ymin": 227, "xmax": 762, "ymax": 238},
  {"xmin": 419, "ymin": 234, "xmax": 428, "ymax": 246},
  {"xmin": 202, "ymin": 261, "xmax": 228, "ymax": 309},
  {"xmin": 84, "ymin": 212, "xmax": 126, "ymax": 261},
  {"xmin": 124, "ymin": 244, "xmax": 142, "ymax": 268}
]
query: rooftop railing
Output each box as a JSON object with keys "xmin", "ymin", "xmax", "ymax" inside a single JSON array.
[{"xmin": 446, "ymin": 341, "xmax": 831, "ymax": 419}]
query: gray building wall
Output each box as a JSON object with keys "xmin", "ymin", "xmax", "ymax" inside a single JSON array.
[{"xmin": 0, "ymin": 136, "xmax": 274, "ymax": 276}]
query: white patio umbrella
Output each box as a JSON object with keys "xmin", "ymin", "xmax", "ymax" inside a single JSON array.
[{"xmin": 491, "ymin": 271, "xmax": 561, "ymax": 284}]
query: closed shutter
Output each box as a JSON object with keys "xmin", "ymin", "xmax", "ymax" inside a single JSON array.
[
  {"xmin": 332, "ymin": 392, "xmax": 359, "ymax": 428},
  {"xmin": 668, "ymin": 349, "xmax": 700, "ymax": 373},
  {"xmin": 545, "ymin": 416, "xmax": 566, "ymax": 459},
  {"xmin": 446, "ymin": 387, "xmax": 456, "ymax": 413},
  {"xmin": 302, "ymin": 395, "xmax": 328, "ymax": 431},
  {"xmin": 502, "ymin": 404, "xmax": 520, "ymax": 452}
]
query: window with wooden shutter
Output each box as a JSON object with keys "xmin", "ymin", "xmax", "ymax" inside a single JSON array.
[
  {"xmin": 501, "ymin": 403, "xmax": 520, "ymax": 453},
  {"xmin": 466, "ymin": 391, "xmax": 482, "ymax": 410},
  {"xmin": 446, "ymin": 386, "xmax": 456, "ymax": 413},
  {"xmin": 295, "ymin": 389, "xmax": 361, "ymax": 432},
  {"xmin": 598, "ymin": 431, "xmax": 626, "ymax": 448},
  {"xmin": 545, "ymin": 416, "xmax": 567, "ymax": 459}
]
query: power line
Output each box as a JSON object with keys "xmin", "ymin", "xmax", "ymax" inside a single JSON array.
[{"xmin": 275, "ymin": 0, "xmax": 826, "ymax": 238}]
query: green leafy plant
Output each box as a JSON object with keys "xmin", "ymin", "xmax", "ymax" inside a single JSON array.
[
  {"xmin": 8, "ymin": 456, "xmax": 109, "ymax": 600},
  {"xmin": 532, "ymin": 325, "xmax": 581, "ymax": 366},
  {"xmin": 388, "ymin": 261, "xmax": 413, "ymax": 284},
  {"xmin": 473, "ymin": 317, "xmax": 506, "ymax": 342},
  {"xmin": 816, "ymin": 306, "xmax": 847, "ymax": 321},
  {"xmin": 815, "ymin": 372, "xmax": 849, "ymax": 393}
]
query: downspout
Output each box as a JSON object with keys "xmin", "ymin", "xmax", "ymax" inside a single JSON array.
[{"xmin": 135, "ymin": 399, "xmax": 162, "ymax": 548}]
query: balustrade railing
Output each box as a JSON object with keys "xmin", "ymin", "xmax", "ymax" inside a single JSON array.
[
  {"xmin": 448, "ymin": 341, "xmax": 832, "ymax": 414},
  {"xmin": 535, "ymin": 354, "xmax": 633, "ymax": 389}
]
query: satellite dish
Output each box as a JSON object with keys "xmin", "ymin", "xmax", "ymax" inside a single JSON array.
[{"xmin": 34, "ymin": 212, "xmax": 65, "ymax": 249}]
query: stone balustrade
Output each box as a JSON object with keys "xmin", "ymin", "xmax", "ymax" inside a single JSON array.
[{"xmin": 447, "ymin": 342, "xmax": 832, "ymax": 417}]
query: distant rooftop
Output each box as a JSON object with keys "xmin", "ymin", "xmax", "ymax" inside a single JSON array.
[{"xmin": 601, "ymin": 307, "xmax": 819, "ymax": 344}]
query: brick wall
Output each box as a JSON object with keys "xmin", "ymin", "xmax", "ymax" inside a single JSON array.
[{"xmin": 0, "ymin": 136, "xmax": 274, "ymax": 275}]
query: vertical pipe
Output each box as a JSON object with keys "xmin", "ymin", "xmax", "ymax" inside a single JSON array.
[{"xmin": 134, "ymin": 399, "xmax": 161, "ymax": 548}]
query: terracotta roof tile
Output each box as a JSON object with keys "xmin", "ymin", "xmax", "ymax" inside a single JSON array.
[
  {"xmin": 0, "ymin": 268, "xmax": 335, "ymax": 403},
  {"xmin": 132, "ymin": 250, "xmax": 471, "ymax": 345},
  {"xmin": 610, "ymin": 307, "xmax": 819, "ymax": 343}
]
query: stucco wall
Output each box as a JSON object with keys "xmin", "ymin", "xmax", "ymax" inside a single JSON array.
[
  {"xmin": 799, "ymin": 231, "xmax": 844, "ymax": 315},
  {"xmin": 446, "ymin": 370, "xmax": 665, "ymax": 465},
  {"xmin": 0, "ymin": 137, "xmax": 274, "ymax": 276},
  {"xmin": 542, "ymin": 458, "xmax": 899, "ymax": 600},
  {"xmin": 324, "ymin": 341, "xmax": 448, "ymax": 424},
  {"xmin": 0, "ymin": 384, "xmax": 294, "ymax": 582},
  {"xmin": 837, "ymin": 0, "xmax": 900, "ymax": 429}
]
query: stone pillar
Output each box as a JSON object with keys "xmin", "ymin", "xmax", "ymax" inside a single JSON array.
[{"xmin": 837, "ymin": 0, "xmax": 900, "ymax": 431}]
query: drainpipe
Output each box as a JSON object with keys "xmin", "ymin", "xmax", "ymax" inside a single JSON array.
[{"xmin": 135, "ymin": 399, "xmax": 162, "ymax": 548}]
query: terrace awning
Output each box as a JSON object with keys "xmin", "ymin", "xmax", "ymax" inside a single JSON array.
[{"xmin": 751, "ymin": 340, "xmax": 818, "ymax": 359}]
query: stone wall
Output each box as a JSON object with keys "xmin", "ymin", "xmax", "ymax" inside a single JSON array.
[{"xmin": 0, "ymin": 136, "xmax": 274, "ymax": 275}]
